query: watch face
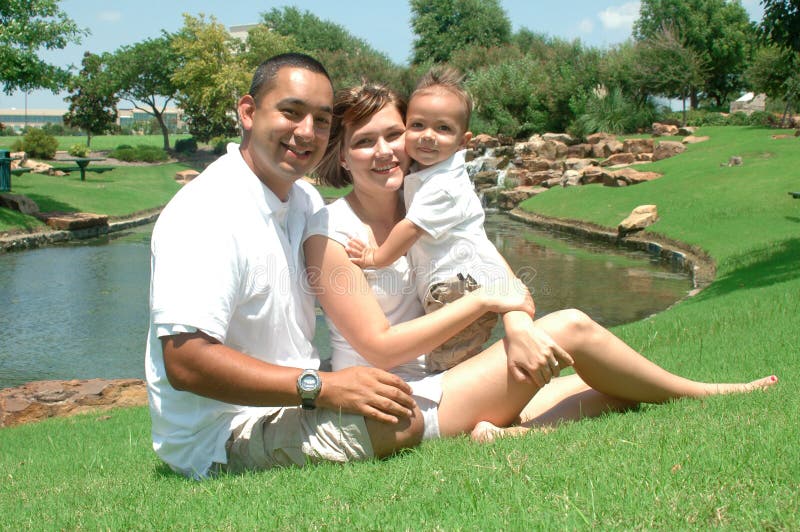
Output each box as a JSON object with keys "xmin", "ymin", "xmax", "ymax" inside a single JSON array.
[{"xmin": 299, "ymin": 374, "xmax": 318, "ymax": 391}]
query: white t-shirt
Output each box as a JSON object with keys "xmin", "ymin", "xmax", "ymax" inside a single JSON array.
[
  {"xmin": 303, "ymin": 198, "xmax": 439, "ymax": 399},
  {"xmin": 404, "ymin": 150, "xmax": 508, "ymax": 303},
  {"xmin": 145, "ymin": 143, "xmax": 324, "ymax": 479}
]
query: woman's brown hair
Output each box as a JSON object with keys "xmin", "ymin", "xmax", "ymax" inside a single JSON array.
[{"xmin": 314, "ymin": 82, "xmax": 407, "ymax": 188}]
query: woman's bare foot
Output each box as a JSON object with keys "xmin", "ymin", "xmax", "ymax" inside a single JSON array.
[
  {"xmin": 704, "ymin": 375, "xmax": 778, "ymax": 396},
  {"xmin": 470, "ymin": 421, "xmax": 531, "ymax": 443}
]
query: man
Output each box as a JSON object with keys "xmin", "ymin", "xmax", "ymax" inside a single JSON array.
[{"xmin": 145, "ymin": 53, "xmax": 422, "ymax": 479}]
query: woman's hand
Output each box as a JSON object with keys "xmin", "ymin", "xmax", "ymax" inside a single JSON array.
[
  {"xmin": 503, "ymin": 313, "xmax": 574, "ymax": 386},
  {"xmin": 345, "ymin": 237, "xmax": 377, "ymax": 268},
  {"xmin": 473, "ymin": 277, "xmax": 536, "ymax": 317},
  {"xmin": 318, "ymin": 366, "xmax": 416, "ymax": 424}
]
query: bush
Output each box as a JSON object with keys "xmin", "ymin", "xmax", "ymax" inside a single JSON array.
[
  {"xmin": 568, "ymin": 88, "xmax": 661, "ymax": 138},
  {"xmin": 19, "ymin": 128, "xmax": 59, "ymax": 159},
  {"xmin": 108, "ymin": 144, "xmax": 169, "ymax": 163},
  {"xmin": 174, "ymin": 137, "xmax": 198, "ymax": 154},
  {"xmin": 10, "ymin": 138, "xmax": 24, "ymax": 151},
  {"xmin": 210, "ymin": 136, "xmax": 228, "ymax": 155},
  {"xmin": 68, "ymin": 144, "xmax": 90, "ymax": 157}
]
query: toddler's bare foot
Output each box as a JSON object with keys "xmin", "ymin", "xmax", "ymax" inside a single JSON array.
[
  {"xmin": 705, "ymin": 375, "xmax": 778, "ymax": 396},
  {"xmin": 470, "ymin": 421, "xmax": 530, "ymax": 443}
]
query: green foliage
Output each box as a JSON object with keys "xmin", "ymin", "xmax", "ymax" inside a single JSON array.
[
  {"xmin": 173, "ymin": 137, "xmax": 197, "ymax": 154},
  {"xmin": 210, "ymin": 136, "xmax": 228, "ymax": 155},
  {"xmin": 569, "ymin": 87, "xmax": 661, "ymax": 138},
  {"xmin": 62, "ymin": 52, "xmax": 119, "ymax": 147},
  {"xmin": 633, "ymin": 0, "xmax": 753, "ymax": 107},
  {"xmin": 109, "ymin": 144, "xmax": 168, "ymax": 163},
  {"xmin": 410, "ymin": 0, "xmax": 511, "ymax": 64},
  {"xmin": 67, "ymin": 143, "xmax": 89, "ymax": 157},
  {"xmin": 760, "ymin": 0, "xmax": 800, "ymax": 53},
  {"xmin": 171, "ymin": 14, "xmax": 245, "ymax": 143},
  {"xmin": 0, "ymin": 0, "xmax": 86, "ymax": 94},
  {"xmin": 109, "ymin": 35, "xmax": 180, "ymax": 150},
  {"xmin": 633, "ymin": 27, "xmax": 707, "ymax": 103},
  {"xmin": 18, "ymin": 127, "xmax": 58, "ymax": 159}
]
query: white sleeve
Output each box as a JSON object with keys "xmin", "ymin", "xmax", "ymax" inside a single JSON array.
[{"xmin": 405, "ymin": 187, "xmax": 461, "ymax": 239}]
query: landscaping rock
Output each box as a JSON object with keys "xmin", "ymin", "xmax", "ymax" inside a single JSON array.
[
  {"xmin": 622, "ymin": 138, "xmax": 654, "ymax": 155},
  {"xmin": 0, "ymin": 193, "xmax": 40, "ymax": 215},
  {"xmin": 473, "ymin": 170, "xmax": 499, "ymax": 187},
  {"xmin": 652, "ymin": 123, "xmax": 679, "ymax": 136},
  {"xmin": 612, "ymin": 167, "xmax": 662, "ymax": 185},
  {"xmin": 175, "ymin": 169, "xmax": 200, "ymax": 184},
  {"xmin": 0, "ymin": 378, "xmax": 147, "ymax": 427},
  {"xmin": 653, "ymin": 141, "xmax": 686, "ymax": 161},
  {"xmin": 728, "ymin": 156, "xmax": 743, "ymax": 167},
  {"xmin": 543, "ymin": 132, "xmax": 578, "ymax": 145},
  {"xmin": 469, "ymin": 134, "xmax": 500, "ymax": 150},
  {"xmin": 677, "ymin": 126, "xmax": 696, "ymax": 136},
  {"xmin": 498, "ymin": 186, "xmax": 547, "ymax": 210},
  {"xmin": 566, "ymin": 143, "xmax": 592, "ymax": 158},
  {"xmin": 618, "ymin": 205, "xmax": 658, "ymax": 236},
  {"xmin": 586, "ymin": 132, "xmax": 616, "ymax": 145},
  {"xmin": 39, "ymin": 212, "xmax": 109, "ymax": 230},
  {"xmin": 682, "ymin": 135, "xmax": 709, "ymax": 144},
  {"xmin": 560, "ymin": 170, "xmax": 582, "ymax": 187},
  {"xmin": 580, "ymin": 165, "xmax": 611, "ymax": 185},
  {"xmin": 600, "ymin": 152, "xmax": 636, "ymax": 167},
  {"xmin": 22, "ymin": 159, "xmax": 53, "ymax": 174}
]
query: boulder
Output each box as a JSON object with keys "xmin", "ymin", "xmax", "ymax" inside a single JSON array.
[
  {"xmin": 528, "ymin": 169, "xmax": 563, "ymax": 185},
  {"xmin": 592, "ymin": 140, "xmax": 623, "ymax": 158},
  {"xmin": 542, "ymin": 177, "xmax": 563, "ymax": 188},
  {"xmin": 469, "ymin": 134, "xmax": 500, "ymax": 150},
  {"xmin": 622, "ymin": 138, "xmax": 654, "ymax": 155},
  {"xmin": 39, "ymin": 212, "xmax": 109, "ymax": 230},
  {"xmin": 473, "ymin": 170, "xmax": 499, "ymax": 187},
  {"xmin": 563, "ymin": 158, "xmax": 594, "ymax": 171},
  {"xmin": 567, "ymin": 143, "xmax": 592, "ymax": 158},
  {"xmin": 677, "ymin": 126, "xmax": 696, "ymax": 136},
  {"xmin": 652, "ymin": 123, "xmax": 679, "ymax": 136},
  {"xmin": 496, "ymin": 134, "xmax": 515, "ymax": 146},
  {"xmin": 635, "ymin": 153, "xmax": 654, "ymax": 162},
  {"xmin": 0, "ymin": 193, "xmax": 40, "ymax": 215},
  {"xmin": 175, "ymin": 169, "xmax": 200, "ymax": 184},
  {"xmin": 543, "ymin": 132, "xmax": 578, "ymax": 145},
  {"xmin": 560, "ymin": 170, "xmax": 582, "ymax": 187},
  {"xmin": 580, "ymin": 165, "xmax": 611, "ymax": 185},
  {"xmin": 728, "ymin": 156, "xmax": 743, "ymax": 167},
  {"xmin": 519, "ymin": 157, "xmax": 555, "ymax": 173},
  {"xmin": 600, "ymin": 152, "xmax": 635, "ymax": 167},
  {"xmin": 612, "ymin": 167, "xmax": 662, "ymax": 185},
  {"xmin": 504, "ymin": 168, "xmax": 531, "ymax": 187},
  {"xmin": 0, "ymin": 378, "xmax": 146, "ymax": 427},
  {"xmin": 22, "ymin": 159, "xmax": 53, "ymax": 174},
  {"xmin": 618, "ymin": 205, "xmax": 658, "ymax": 236},
  {"xmin": 498, "ymin": 186, "xmax": 547, "ymax": 210},
  {"xmin": 653, "ymin": 141, "xmax": 686, "ymax": 161},
  {"xmin": 682, "ymin": 135, "xmax": 709, "ymax": 144},
  {"xmin": 586, "ymin": 132, "xmax": 616, "ymax": 145}
]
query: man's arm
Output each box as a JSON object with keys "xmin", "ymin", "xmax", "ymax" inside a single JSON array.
[
  {"xmin": 347, "ymin": 219, "xmax": 425, "ymax": 268},
  {"xmin": 162, "ymin": 331, "xmax": 416, "ymax": 424}
]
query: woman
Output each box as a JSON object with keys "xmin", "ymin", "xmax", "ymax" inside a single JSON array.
[{"xmin": 302, "ymin": 82, "xmax": 777, "ymax": 442}]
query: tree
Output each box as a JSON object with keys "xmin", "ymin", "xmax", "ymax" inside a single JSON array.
[
  {"xmin": 634, "ymin": 0, "xmax": 753, "ymax": 108},
  {"xmin": 171, "ymin": 14, "xmax": 247, "ymax": 142},
  {"xmin": 746, "ymin": 45, "xmax": 800, "ymax": 125},
  {"xmin": 109, "ymin": 36, "xmax": 179, "ymax": 150},
  {"xmin": 410, "ymin": 0, "xmax": 511, "ymax": 64},
  {"xmin": 0, "ymin": 0, "xmax": 86, "ymax": 94},
  {"xmin": 62, "ymin": 52, "xmax": 118, "ymax": 146},
  {"xmin": 760, "ymin": 0, "xmax": 800, "ymax": 52}
]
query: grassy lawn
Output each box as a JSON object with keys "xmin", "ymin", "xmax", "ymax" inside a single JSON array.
[
  {"xmin": 1, "ymin": 127, "xmax": 798, "ymax": 528},
  {"xmin": 0, "ymin": 134, "xmax": 193, "ymax": 152}
]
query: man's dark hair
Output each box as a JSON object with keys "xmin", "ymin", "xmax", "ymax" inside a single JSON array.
[{"xmin": 248, "ymin": 53, "xmax": 331, "ymax": 103}]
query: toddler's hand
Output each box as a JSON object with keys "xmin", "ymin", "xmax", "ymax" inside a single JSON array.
[{"xmin": 346, "ymin": 237, "xmax": 377, "ymax": 268}]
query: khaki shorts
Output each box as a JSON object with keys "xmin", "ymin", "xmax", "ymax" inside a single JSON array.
[
  {"xmin": 423, "ymin": 274, "xmax": 499, "ymax": 372},
  {"xmin": 222, "ymin": 407, "xmax": 374, "ymax": 474}
]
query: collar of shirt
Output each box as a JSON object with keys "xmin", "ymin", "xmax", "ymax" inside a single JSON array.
[{"xmin": 406, "ymin": 149, "xmax": 467, "ymax": 184}]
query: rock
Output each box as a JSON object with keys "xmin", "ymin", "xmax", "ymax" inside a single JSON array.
[
  {"xmin": 0, "ymin": 193, "xmax": 40, "ymax": 215},
  {"xmin": 560, "ymin": 170, "xmax": 582, "ymax": 187},
  {"xmin": 592, "ymin": 140, "xmax": 623, "ymax": 158},
  {"xmin": 728, "ymin": 156, "xmax": 743, "ymax": 167},
  {"xmin": 567, "ymin": 143, "xmax": 592, "ymax": 158},
  {"xmin": 0, "ymin": 378, "xmax": 147, "ymax": 427},
  {"xmin": 498, "ymin": 186, "xmax": 548, "ymax": 210},
  {"xmin": 543, "ymin": 132, "xmax": 578, "ymax": 145},
  {"xmin": 652, "ymin": 123, "xmax": 679, "ymax": 136},
  {"xmin": 622, "ymin": 138, "xmax": 654, "ymax": 155},
  {"xmin": 542, "ymin": 177, "xmax": 563, "ymax": 188},
  {"xmin": 635, "ymin": 153, "xmax": 654, "ymax": 162},
  {"xmin": 682, "ymin": 135, "xmax": 709, "ymax": 144},
  {"xmin": 22, "ymin": 159, "xmax": 53, "ymax": 174},
  {"xmin": 677, "ymin": 126, "xmax": 696, "ymax": 136},
  {"xmin": 771, "ymin": 134, "xmax": 792, "ymax": 140},
  {"xmin": 175, "ymin": 169, "xmax": 200, "ymax": 184},
  {"xmin": 612, "ymin": 167, "xmax": 662, "ymax": 185},
  {"xmin": 563, "ymin": 158, "xmax": 594, "ymax": 171},
  {"xmin": 39, "ymin": 212, "xmax": 109, "ymax": 230},
  {"xmin": 496, "ymin": 134, "xmax": 515, "ymax": 146},
  {"xmin": 600, "ymin": 152, "xmax": 635, "ymax": 167},
  {"xmin": 653, "ymin": 141, "xmax": 686, "ymax": 161},
  {"xmin": 519, "ymin": 156, "xmax": 555, "ymax": 173},
  {"xmin": 473, "ymin": 170, "xmax": 499, "ymax": 187},
  {"xmin": 580, "ymin": 165, "xmax": 611, "ymax": 185},
  {"xmin": 586, "ymin": 132, "xmax": 616, "ymax": 145},
  {"xmin": 529, "ymin": 169, "xmax": 563, "ymax": 185},
  {"xmin": 618, "ymin": 205, "xmax": 658, "ymax": 236},
  {"xmin": 468, "ymin": 134, "xmax": 500, "ymax": 150}
]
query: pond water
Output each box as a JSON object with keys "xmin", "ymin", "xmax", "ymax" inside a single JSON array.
[{"xmin": 0, "ymin": 215, "xmax": 691, "ymax": 390}]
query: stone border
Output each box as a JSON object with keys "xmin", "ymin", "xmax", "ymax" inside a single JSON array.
[
  {"xmin": 508, "ymin": 208, "xmax": 716, "ymax": 293},
  {"xmin": 0, "ymin": 207, "xmax": 163, "ymax": 253}
]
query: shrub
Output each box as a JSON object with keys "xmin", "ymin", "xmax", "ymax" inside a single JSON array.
[
  {"xmin": 210, "ymin": 136, "xmax": 228, "ymax": 155},
  {"xmin": 174, "ymin": 137, "xmax": 198, "ymax": 154},
  {"xmin": 19, "ymin": 128, "xmax": 59, "ymax": 159},
  {"xmin": 10, "ymin": 138, "xmax": 24, "ymax": 151},
  {"xmin": 68, "ymin": 144, "xmax": 90, "ymax": 157},
  {"xmin": 108, "ymin": 145, "xmax": 169, "ymax": 163},
  {"xmin": 746, "ymin": 110, "xmax": 776, "ymax": 127},
  {"xmin": 568, "ymin": 88, "xmax": 661, "ymax": 138}
]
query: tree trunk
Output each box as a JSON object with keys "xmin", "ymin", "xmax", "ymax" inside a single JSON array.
[
  {"xmin": 87, "ymin": 132, "xmax": 92, "ymax": 148},
  {"xmin": 690, "ymin": 91, "xmax": 699, "ymax": 110},
  {"xmin": 153, "ymin": 110, "xmax": 170, "ymax": 151}
]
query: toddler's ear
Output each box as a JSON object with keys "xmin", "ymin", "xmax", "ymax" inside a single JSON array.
[{"xmin": 460, "ymin": 131, "xmax": 473, "ymax": 148}]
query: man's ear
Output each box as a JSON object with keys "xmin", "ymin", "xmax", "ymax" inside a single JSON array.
[
  {"xmin": 238, "ymin": 94, "xmax": 257, "ymax": 132},
  {"xmin": 460, "ymin": 131, "xmax": 473, "ymax": 148}
]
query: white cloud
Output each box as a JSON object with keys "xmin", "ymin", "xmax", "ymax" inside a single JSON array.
[
  {"xmin": 578, "ymin": 18, "xmax": 595, "ymax": 34},
  {"xmin": 598, "ymin": 2, "xmax": 640, "ymax": 31},
  {"xmin": 97, "ymin": 10, "xmax": 122, "ymax": 23}
]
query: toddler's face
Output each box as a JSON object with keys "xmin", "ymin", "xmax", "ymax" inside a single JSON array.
[{"xmin": 405, "ymin": 91, "xmax": 471, "ymax": 169}]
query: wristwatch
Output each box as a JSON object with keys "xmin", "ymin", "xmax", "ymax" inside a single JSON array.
[{"xmin": 296, "ymin": 369, "xmax": 322, "ymax": 410}]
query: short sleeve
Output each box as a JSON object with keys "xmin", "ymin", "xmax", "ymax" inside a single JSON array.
[
  {"xmin": 405, "ymin": 187, "xmax": 461, "ymax": 239},
  {"xmin": 303, "ymin": 201, "xmax": 370, "ymax": 249}
]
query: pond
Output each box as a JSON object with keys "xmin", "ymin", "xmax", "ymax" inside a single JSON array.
[{"xmin": 0, "ymin": 215, "xmax": 692, "ymax": 390}]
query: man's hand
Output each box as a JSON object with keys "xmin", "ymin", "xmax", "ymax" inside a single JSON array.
[
  {"xmin": 503, "ymin": 314, "xmax": 574, "ymax": 387},
  {"xmin": 318, "ymin": 366, "xmax": 416, "ymax": 424},
  {"xmin": 345, "ymin": 237, "xmax": 377, "ymax": 268}
]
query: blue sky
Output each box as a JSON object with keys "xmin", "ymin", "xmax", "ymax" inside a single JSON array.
[{"xmin": 1, "ymin": 0, "xmax": 765, "ymax": 109}]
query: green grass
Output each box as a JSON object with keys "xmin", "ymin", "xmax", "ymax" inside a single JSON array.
[
  {"xmin": 0, "ymin": 134, "xmax": 192, "ymax": 152},
  {"xmin": 0, "ymin": 164, "xmax": 185, "ymax": 232},
  {"xmin": 1, "ymin": 126, "xmax": 799, "ymax": 528}
]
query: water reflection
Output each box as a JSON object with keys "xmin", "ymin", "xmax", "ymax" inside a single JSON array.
[{"xmin": 0, "ymin": 216, "xmax": 690, "ymax": 389}]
